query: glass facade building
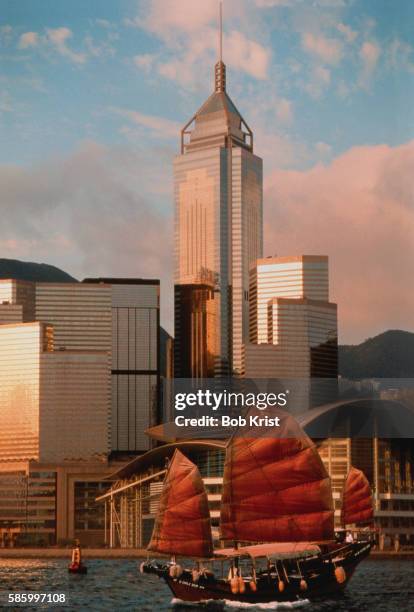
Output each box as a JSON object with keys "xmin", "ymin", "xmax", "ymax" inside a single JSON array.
[
  {"xmin": 101, "ymin": 404, "xmax": 414, "ymax": 549},
  {"xmin": 318, "ymin": 437, "xmax": 414, "ymax": 545},
  {"xmin": 36, "ymin": 282, "xmax": 112, "ymax": 352},
  {"xmin": 0, "ymin": 278, "xmax": 160, "ymax": 543},
  {"xmin": 0, "ymin": 278, "xmax": 160, "ymax": 454},
  {"xmin": 174, "ymin": 59, "xmax": 263, "ymax": 377},
  {"xmin": 0, "ymin": 279, "xmax": 35, "ymax": 324},
  {"xmin": 245, "ymin": 256, "xmax": 337, "ymax": 410},
  {"xmin": 84, "ymin": 279, "xmax": 160, "ymax": 453},
  {"xmin": 249, "ymin": 256, "xmax": 330, "ymax": 344},
  {"xmin": 0, "ymin": 322, "xmax": 110, "ymax": 463},
  {"xmin": 0, "ymin": 462, "xmax": 115, "ymax": 546},
  {"xmin": 0, "ymin": 468, "xmax": 57, "ymax": 547}
]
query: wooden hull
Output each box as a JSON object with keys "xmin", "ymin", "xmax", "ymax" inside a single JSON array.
[{"xmin": 142, "ymin": 542, "xmax": 371, "ymax": 604}]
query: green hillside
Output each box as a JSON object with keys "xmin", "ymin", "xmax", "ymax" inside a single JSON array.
[
  {"xmin": 339, "ymin": 330, "xmax": 414, "ymax": 379},
  {"xmin": 0, "ymin": 258, "xmax": 77, "ymax": 283}
]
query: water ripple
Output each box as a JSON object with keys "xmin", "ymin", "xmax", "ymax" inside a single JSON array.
[{"xmin": 0, "ymin": 559, "xmax": 411, "ymax": 611}]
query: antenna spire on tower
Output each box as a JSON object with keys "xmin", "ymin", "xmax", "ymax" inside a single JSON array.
[
  {"xmin": 219, "ymin": 1, "xmax": 223, "ymax": 62},
  {"xmin": 215, "ymin": 1, "xmax": 226, "ymax": 92}
]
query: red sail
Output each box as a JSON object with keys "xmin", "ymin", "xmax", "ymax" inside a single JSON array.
[
  {"xmin": 220, "ymin": 409, "xmax": 334, "ymax": 543},
  {"xmin": 148, "ymin": 449, "xmax": 213, "ymax": 558},
  {"xmin": 341, "ymin": 467, "xmax": 374, "ymax": 526}
]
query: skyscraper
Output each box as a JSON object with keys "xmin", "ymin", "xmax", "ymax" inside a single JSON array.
[
  {"xmin": 84, "ymin": 278, "xmax": 160, "ymax": 452},
  {"xmin": 245, "ymin": 255, "xmax": 338, "ymax": 410},
  {"xmin": 0, "ymin": 321, "xmax": 110, "ymax": 463},
  {"xmin": 174, "ymin": 40, "xmax": 263, "ymax": 377},
  {"xmin": 0, "ymin": 277, "xmax": 160, "ymax": 453},
  {"xmin": 249, "ymin": 255, "xmax": 330, "ymax": 344},
  {"xmin": 0, "ymin": 277, "xmax": 160, "ymax": 545}
]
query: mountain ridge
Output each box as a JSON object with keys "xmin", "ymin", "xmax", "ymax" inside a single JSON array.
[
  {"xmin": 339, "ymin": 330, "xmax": 414, "ymax": 379},
  {"xmin": 0, "ymin": 258, "xmax": 77, "ymax": 283}
]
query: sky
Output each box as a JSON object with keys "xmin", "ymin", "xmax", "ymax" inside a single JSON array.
[{"xmin": 0, "ymin": 0, "xmax": 413, "ymax": 343}]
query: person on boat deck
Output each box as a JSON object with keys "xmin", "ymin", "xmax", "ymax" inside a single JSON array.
[
  {"xmin": 345, "ymin": 531, "xmax": 354, "ymax": 543},
  {"xmin": 71, "ymin": 539, "xmax": 82, "ymax": 566},
  {"xmin": 335, "ymin": 530, "xmax": 346, "ymax": 543}
]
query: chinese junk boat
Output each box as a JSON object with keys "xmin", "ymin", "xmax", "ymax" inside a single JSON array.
[{"xmin": 141, "ymin": 411, "xmax": 373, "ymax": 604}]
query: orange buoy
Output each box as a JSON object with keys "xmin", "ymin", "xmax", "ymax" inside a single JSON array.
[
  {"xmin": 300, "ymin": 579, "xmax": 308, "ymax": 591},
  {"xmin": 278, "ymin": 580, "xmax": 285, "ymax": 592},
  {"xmin": 238, "ymin": 576, "xmax": 246, "ymax": 593}
]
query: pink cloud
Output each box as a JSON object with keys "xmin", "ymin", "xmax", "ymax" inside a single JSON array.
[
  {"xmin": 275, "ymin": 98, "xmax": 293, "ymax": 124},
  {"xmin": 359, "ymin": 40, "xmax": 380, "ymax": 87},
  {"xmin": 46, "ymin": 27, "xmax": 86, "ymax": 64},
  {"xmin": 0, "ymin": 141, "xmax": 174, "ymax": 332},
  {"xmin": 109, "ymin": 107, "xmax": 181, "ymax": 139},
  {"xmin": 302, "ymin": 32, "xmax": 343, "ymax": 65},
  {"xmin": 132, "ymin": 1, "xmax": 270, "ymax": 86},
  {"xmin": 225, "ymin": 30, "xmax": 270, "ymax": 79},
  {"xmin": 18, "ymin": 32, "xmax": 39, "ymax": 49},
  {"xmin": 337, "ymin": 23, "xmax": 357, "ymax": 43},
  {"xmin": 264, "ymin": 141, "xmax": 414, "ymax": 343},
  {"xmin": 140, "ymin": 0, "xmax": 217, "ymax": 35},
  {"xmin": 304, "ymin": 65, "xmax": 331, "ymax": 98}
]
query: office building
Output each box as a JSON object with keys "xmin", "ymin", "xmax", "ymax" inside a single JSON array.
[
  {"xmin": 0, "ymin": 279, "xmax": 35, "ymax": 324},
  {"xmin": 0, "ymin": 460, "xmax": 116, "ymax": 547},
  {"xmin": 0, "ymin": 321, "xmax": 112, "ymax": 546},
  {"xmin": 249, "ymin": 256, "xmax": 330, "ymax": 344},
  {"xmin": 0, "ymin": 322, "xmax": 110, "ymax": 463},
  {"xmin": 84, "ymin": 278, "xmax": 160, "ymax": 453},
  {"xmin": 0, "ymin": 277, "xmax": 160, "ymax": 453},
  {"xmin": 35, "ymin": 282, "xmax": 112, "ymax": 352},
  {"xmin": 174, "ymin": 53, "xmax": 263, "ymax": 377},
  {"xmin": 245, "ymin": 256, "xmax": 337, "ymax": 409},
  {"xmin": 0, "ymin": 277, "xmax": 160, "ymax": 545}
]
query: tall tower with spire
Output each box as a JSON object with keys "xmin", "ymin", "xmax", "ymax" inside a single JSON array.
[{"xmin": 174, "ymin": 5, "xmax": 263, "ymax": 377}]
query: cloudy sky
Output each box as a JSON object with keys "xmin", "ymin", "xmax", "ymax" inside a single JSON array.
[{"xmin": 1, "ymin": 0, "xmax": 413, "ymax": 343}]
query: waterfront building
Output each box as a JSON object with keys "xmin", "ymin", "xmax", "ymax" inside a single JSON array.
[
  {"xmin": 174, "ymin": 49, "xmax": 263, "ymax": 377},
  {"xmin": 97, "ymin": 440, "xmax": 226, "ymax": 548},
  {"xmin": 0, "ymin": 321, "xmax": 113, "ymax": 546},
  {"xmin": 0, "ymin": 277, "xmax": 160, "ymax": 545},
  {"xmin": 0, "ymin": 460, "xmax": 120, "ymax": 547},
  {"xmin": 99, "ymin": 398, "xmax": 414, "ymax": 550}
]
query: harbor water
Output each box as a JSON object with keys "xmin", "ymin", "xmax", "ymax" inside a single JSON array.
[{"xmin": 0, "ymin": 558, "xmax": 412, "ymax": 611}]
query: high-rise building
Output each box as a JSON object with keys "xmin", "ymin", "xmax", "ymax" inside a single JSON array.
[
  {"xmin": 0, "ymin": 321, "xmax": 110, "ymax": 463},
  {"xmin": 249, "ymin": 256, "xmax": 330, "ymax": 344},
  {"xmin": 174, "ymin": 52, "xmax": 263, "ymax": 377},
  {"xmin": 83, "ymin": 278, "xmax": 160, "ymax": 453},
  {"xmin": 245, "ymin": 255, "xmax": 337, "ymax": 410},
  {"xmin": 0, "ymin": 279, "xmax": 35, "ymax": 324},
  {"xmin": 36, "ymin": 282, "xmax": 112, "ymax": 352},
  {"xmin": 0, "ymin": 277, "xmax": 160, "ymax": 454},
  {"xmin": 0, "ymin": 276, "xmax": 160, "ymax": 545}
]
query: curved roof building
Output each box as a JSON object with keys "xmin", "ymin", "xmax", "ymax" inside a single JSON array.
[{"xmin": 100, "ymin": 397, "xmax": 414, "ymax": 550}]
